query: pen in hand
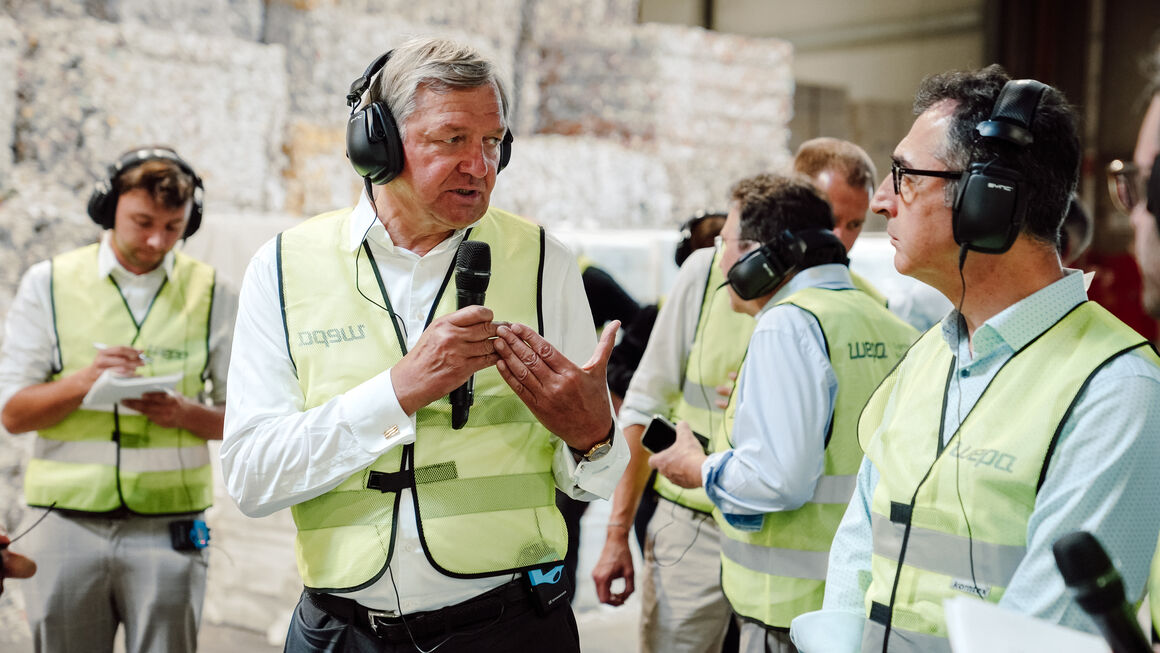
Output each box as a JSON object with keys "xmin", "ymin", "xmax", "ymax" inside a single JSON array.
[{"xmin": 92, "ymin": 343, "xmax": 152, "ymax": 364}]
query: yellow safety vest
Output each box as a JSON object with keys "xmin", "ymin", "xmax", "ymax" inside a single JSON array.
[
  {"xmin": 653, "ymin": 248, "xmax": 754, "ymax": 514},
  {"xmin": 710, "ymin": 286, "xmax": 916, "ymax": 628},
  {"xmin": 25, "ymin": 244, "xmax": 215, "ymax": 514},
  {"xmin": 850, "ymin": 270, "xmax": 888, "ymax": 307},
  {"xmin": 861, "ymin": 301, "xmax": 1157, "ymax": 653},
  {"xmin": 280, "ymin": 207, "xmax": 566, "ymax": 591}
]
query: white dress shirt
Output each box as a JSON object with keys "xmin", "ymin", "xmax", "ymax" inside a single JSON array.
[
  {"xmin": 0, "ymin": 232, "xmax": 235, "ymax": 412},
  {"xmin": 221, "ymin": 193, "xmax": 628, "ymax": 613},
  {"xmin": 701, "ymin": 264, "xmax": 851, "ymax": 526},
  {"xmin": 617, "ymin": 247, "xmax": 714, "ymax": 430}
]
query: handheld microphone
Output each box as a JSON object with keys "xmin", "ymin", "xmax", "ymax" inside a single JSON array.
[
  {"xmin": 1052, "ymin": 530, "xmax": 1151, "ymax": 653},
  {"xmin": 450, "ymin": 241, "xmax": 491, "ymax": 429}
]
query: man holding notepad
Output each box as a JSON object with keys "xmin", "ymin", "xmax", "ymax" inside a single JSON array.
[{"xmin": 0, "ymin": 146, "xmax": 236, "ymax": 653}]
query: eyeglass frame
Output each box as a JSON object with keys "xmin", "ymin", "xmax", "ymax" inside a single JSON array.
[
  {"xmin": 891, "ymin": 161, "xmax": 964, "ymax": 199},
  {"xmin": 714, "ymin": 233, "xmax": 759, "ymax": 253},
  {"xmin": 1106, "ymin": 158, "xmax": 1153, "ymax": 215}
]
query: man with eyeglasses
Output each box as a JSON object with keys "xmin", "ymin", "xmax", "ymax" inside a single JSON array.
[
  {"xmin": 1109, "ymin": 89, "xmax": 1160, "ymax": 319},
  {"xmin": 1110, "ymin": 62, "xmax": 1160, "ymax": 643},
  {"xmin": 649, "ymin": 173, "xmax": 915, "ymax": 653},
  {"xmin": 593, "ymin": 139, "xmax": 890, "ymax": 653},
  {"xmin": 790, "ymin": 65, "xmax": 1160, "ymax": 653}
]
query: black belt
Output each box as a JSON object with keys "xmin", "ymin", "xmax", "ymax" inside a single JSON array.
[{"xmin": 306, "ymin": 578, "xmax": 532, "ymax": 643}]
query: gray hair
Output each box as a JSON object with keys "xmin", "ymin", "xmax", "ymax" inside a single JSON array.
[{"xmin": 366, "ymin": 37, "xmax": 510, "ymax": 139}]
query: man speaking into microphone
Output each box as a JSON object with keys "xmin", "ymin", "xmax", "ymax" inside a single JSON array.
[{"xmin": 221, "ymin": 36, "xmax": 626, "ymax": 653}]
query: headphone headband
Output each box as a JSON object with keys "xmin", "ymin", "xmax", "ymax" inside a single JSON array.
[
  {"xmin": 87, "ymin": 146, "xmax": 204, "ymax": 237},
  {"xmin": 347, "ymin": 51, "xmax": 393, "ymax": 109},
  {"xmin": 345, "ymin": 49, "xmax": 513, "ymax": 186}
]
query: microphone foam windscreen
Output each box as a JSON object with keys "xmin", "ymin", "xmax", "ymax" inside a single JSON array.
[{"xmin": 455, "ymin": 240, "xmax": 491, "ymax": 293}]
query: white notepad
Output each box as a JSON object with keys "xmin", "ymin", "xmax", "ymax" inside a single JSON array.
[{"xmin": 82, "ymin": 370, "xmax": 183, "ymax": 408}]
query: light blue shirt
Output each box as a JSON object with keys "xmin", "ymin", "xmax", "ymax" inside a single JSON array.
[
  {"xmin": 820, "ymin": 269, "xmax": 1160, "ymax": 634},
  {"xmin": 701, "ymin": 264, "xmax": 850, "ymax": 530}
]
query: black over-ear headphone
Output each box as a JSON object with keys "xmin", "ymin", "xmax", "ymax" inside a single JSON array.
[
  {"xmin": 87, "ymin": 146, "xmax": 204, "ymax": 238},
  {"xmin": 675, "ymin": 210, "xmax": 727, "ymax": 267},
  {"xmin": 951, "ymin": 79, "xmax": 1048, "ymax": 254},
  {"xmin": 726, "ymin": 229, "xmax": 848, "ymax": 301},
  {"xmin": 345, "ymin": 50, "xmax": 514, "ymax": 186}
]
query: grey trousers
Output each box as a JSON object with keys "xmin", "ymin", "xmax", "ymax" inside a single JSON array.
[
  {"xmin": 20, "ymin": 509, "xmax": 208, "ymax": 653},
  {"xmin": 738, "ymin": 618, "xmax": 797, "ymax": 653},
  {"xmin": 639, "ymin": 499, "xmax": 733, "ymax": 653}
]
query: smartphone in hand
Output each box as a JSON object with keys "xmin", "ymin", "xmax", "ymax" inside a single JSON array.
[{"xmin": 642, "ymin": 415, "xmax": 677, "ymax": 453}]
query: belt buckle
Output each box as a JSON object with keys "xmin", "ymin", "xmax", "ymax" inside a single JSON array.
[{"xmin": 366, "ymin": 608, "xmax": 395, "ymax": 637}]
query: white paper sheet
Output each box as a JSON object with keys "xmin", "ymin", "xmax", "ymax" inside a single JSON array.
[
  {"xmin": 945, "ymin": 597, "xmax": 1108, "ymax": 653},
  {"xmin": 81, "ymin": 370, "xmax": 183, "ymax": 408}
]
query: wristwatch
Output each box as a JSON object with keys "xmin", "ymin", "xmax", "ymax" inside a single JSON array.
[{"xmin": 570, "ymin": 422, "xmax": 615, "ymax": 462}]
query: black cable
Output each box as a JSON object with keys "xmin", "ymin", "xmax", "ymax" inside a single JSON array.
[
  {"xmin": 651, "ymin": 499, "xmax": 710, "ymax": 568},
  {"xmin": 952, "ymin": 244, "xmax": 986, "ymax": 600}
]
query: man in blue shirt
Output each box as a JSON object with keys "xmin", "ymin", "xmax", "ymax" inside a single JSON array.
[
  {"xmin": 791, "ymin": 66, "xmax": 1160, "ymax": 653},
  {"xmin": 650, "ymin": 173, "xmax": 915, "ymax": 652}
]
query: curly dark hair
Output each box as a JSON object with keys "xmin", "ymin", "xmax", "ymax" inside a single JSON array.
[{"xmin": 913, "ymin": 64, "xmax": 1079, "ymax": 247}]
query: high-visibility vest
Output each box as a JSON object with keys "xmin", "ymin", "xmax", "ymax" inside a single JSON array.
[
  {"xmin": 710, "ymin": 286, "xmax": 916, "ymax": 628},
  {"xmin": 861, "ymin": 301, "xmax": 1158, "ymax": 653},
  {"xmin": 653, "ymin": 248, "xmax": 754, "ymax": 514},
  {"xmin": 25, "ymin": 244, "xmax": 215, "ymax": 514},
  {"xmin": 280, "ymin": 207, "xmax": 566, "ymax": 591},
  {"xmin": 850, "ymin": 270, "xmax": 888, "ymax": 306}
]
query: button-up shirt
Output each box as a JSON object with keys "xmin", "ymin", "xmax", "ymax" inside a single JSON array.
[
  {"xmin": 819, "ymin": 269, "xmax": 1160, "ymax": 635},
  {"xmin": 701, "ymin": 264, "xmax": 850, "ymax": 528},
  {"xmin": 220, "ymin": 194, "xmax": 627, "ymax": 613}
]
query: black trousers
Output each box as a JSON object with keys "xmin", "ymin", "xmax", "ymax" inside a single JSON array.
[{"xmin": 284, "ymin": 583, "xmax": 581, "ymax": 653}]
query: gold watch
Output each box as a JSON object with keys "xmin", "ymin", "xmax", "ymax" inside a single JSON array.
[{"xmin": 570, "ymin": 423, "xmax": 615, "ymax": 462}]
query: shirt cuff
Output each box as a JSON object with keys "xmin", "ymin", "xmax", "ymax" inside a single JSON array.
[
  {"xmin": 344, "ymin": 367, "xmax": 416, "ymax": 453},
  {"xmin": 554, "ymin": 422, "xmax": 628, "ymax": 500}
]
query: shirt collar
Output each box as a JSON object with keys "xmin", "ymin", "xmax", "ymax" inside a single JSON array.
[
  {"xmin": 97, "ymin": 230, "xmax": 175, "ymax": 279},
  {"xmin": 755, "ymin": 263, "xmax": 854, "ymax": 320},
  {"xmin": 345, "ymin": 192, "xmax": 479, "ymax": 257},
  {"xmin": 939, "ymin": 268, "xmax": 1088, "ymax": 357}
]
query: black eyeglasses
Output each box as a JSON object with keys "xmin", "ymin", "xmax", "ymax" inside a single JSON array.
[{"xmin": 891, "ymin": 161, "xmax": 963, "ymax": 201}]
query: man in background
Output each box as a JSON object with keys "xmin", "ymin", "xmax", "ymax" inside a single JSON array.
[
  {"xmin": 650, "ymin": 173, "xmax": 914, "ymax": 652},
  {"xmin": 593, "ymin": 138, "xmax": 885, "ymax": 653},
  {"xmin": 0, "ymin": 146, "xmax": 235, "ymax": 653}
]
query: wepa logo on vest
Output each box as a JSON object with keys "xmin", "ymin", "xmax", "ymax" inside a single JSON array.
[
  {"xmin": 945, "ymin": 441, "xmax": 1017, "ymax": 474},
  {"xmin": 848, "ymin": 341, "xmax": 888, "ymax": 360},
  {"xmin": 297, "ymin": 325, "xmax": 368, "ymax": 347}
]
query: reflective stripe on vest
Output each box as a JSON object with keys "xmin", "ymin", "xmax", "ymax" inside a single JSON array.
[
  {"xmin": 26, "ymin": 244, "xmax": 214, "ymax": 514},
  {"xmin": 654, "ymin": 249, "xmax": 754, "ymax": 514},
  {"xmin": 711, "ymin": 286, "xmax": 917, "ymax": 628},
  {"xmin": 862, "ymin": 301, "xmax": 1157, "ymax": 648},
  {"xmin": 281, "ymin": 207, "xmax": 564, "ymax": 591},
  {"xmin": 863, "ymin": 616, "xmax": 950, "ymax": 653}
]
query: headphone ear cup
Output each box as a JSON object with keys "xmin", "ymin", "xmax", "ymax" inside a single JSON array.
[
  {"xmin": 346, "ymin": 101, "xmax": 405, "ymax": 185},
  {"xmin": 498, "ymin": 130, "xmax": 513, "ymax": 173},
  {"xmin": 183, "ymin": 186, "xmax": 203, "ymax": 239},
  {"xmin": 87, "ymin": 180, "xmax": 117, "ymax": 229},
  {"xmin": 952, "ymin": 164, "xmax": 1022, "ymax": 254}
]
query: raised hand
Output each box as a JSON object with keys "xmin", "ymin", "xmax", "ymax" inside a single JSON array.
[{"xmin": 492, "ymin": 321, "xmax": 619, "ymax": 450}]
